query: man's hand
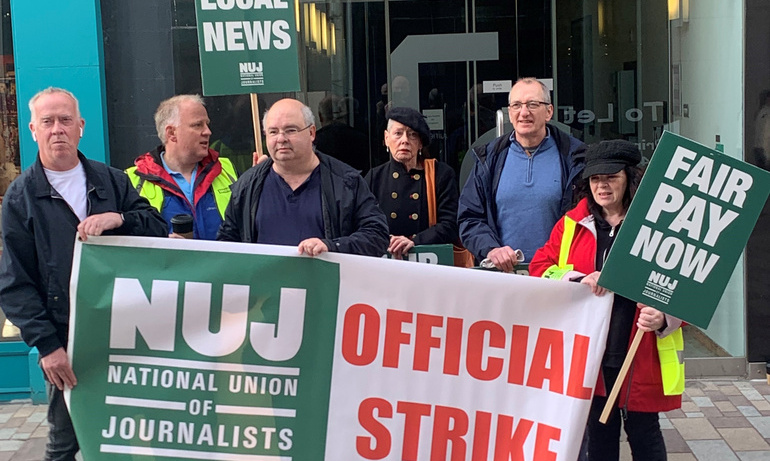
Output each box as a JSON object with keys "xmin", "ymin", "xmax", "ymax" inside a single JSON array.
[
  {"xmin": 580, "ymin": 271, "xmax": 608, "ymax": 296},
  {"xmin": 253, "ymin": 151, "xmax": 269, "ymax": 166},
  {"xmin": 298, "ymin": 238, "xmax": 329, "ymax": 256},
  {"xmin": 388, "ymin": 235, "xmax": 415, "ymax": 260},
  {"xmin": 40, "ymin": 347, "xmax": 77, "ymax": 391},
  {"xmin": 77, "ymin": 212, "xmax": 123, "ymax": 241},
  {"xmin": 637, "ymin": 303, "xmax": 665, "ymax": 332},
  {"xmin": 486, "ymin": 246, "xmax": 520, "ymax": 273}
]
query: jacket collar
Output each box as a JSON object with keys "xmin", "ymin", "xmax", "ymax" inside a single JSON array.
[{"xmin": 33, "ymin": 151, "xmax": 104, "ymax": 198}]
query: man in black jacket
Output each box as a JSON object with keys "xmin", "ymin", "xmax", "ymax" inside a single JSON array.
[
  {"xmin": 0, "ymin": 87, "xmax": 166, "ymax": 461},
  {"xmin": 217, "ymin": 98, "xmax": 388, "ymax": 257}
]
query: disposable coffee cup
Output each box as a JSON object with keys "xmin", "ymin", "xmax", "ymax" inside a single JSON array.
[{"xmin": 170, "ymin": 214, "xmax": 194, "ymax": 239}]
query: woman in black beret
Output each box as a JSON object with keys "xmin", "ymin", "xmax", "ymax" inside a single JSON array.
[
  {"xmin": 530, "ymin": 140, "xmax": 684, "ymax": 461},
  {"xmin": 364, "ymin": 107, "xmax": 459, "ymax": 259}
]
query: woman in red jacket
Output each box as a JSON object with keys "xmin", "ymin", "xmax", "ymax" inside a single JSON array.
[{"xmin": 530, "ymin": 140, "xmax": 682, "ymax": 461}]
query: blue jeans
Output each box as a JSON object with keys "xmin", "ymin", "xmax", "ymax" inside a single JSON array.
[{"xmin": 46, "ymin": 382, "xmax": 79, "ymax": 461}]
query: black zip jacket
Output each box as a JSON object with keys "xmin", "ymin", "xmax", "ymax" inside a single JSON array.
[{"xmin": 0, "ymin": 152, "xmax": 167, "ymax": 356}]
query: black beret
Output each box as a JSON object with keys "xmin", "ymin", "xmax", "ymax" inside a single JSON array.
[
  {"xmin": 583, "ymin": 139, "xmax": 642, "ymax": 178},
  {"xmin": 386, "ymin": 106, "xmax": 431, "ymax": 147}
]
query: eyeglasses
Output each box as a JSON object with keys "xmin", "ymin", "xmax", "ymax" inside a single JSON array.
[
  {"xmin": 389, "ymin": 129, "xmax": 420, "ymax": 141},
  {"xmin": 266, "ymin": 124, "xmax": 312, "ymax": 138},
  {"xmin": 508, "ymin": 101, "xmax": 550, "ymax": 112}
]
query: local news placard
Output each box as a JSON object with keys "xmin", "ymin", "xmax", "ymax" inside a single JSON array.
[
  {"xmin": 67, "ymin": 237, "xmax": 612, "ymax": 461},
  {"xmin": 194, "ymin": 0, "xmax": 301, "ymax": 96},
  {"xmin": 598, "ymin": 131, "xmax": 770, "ymax": 328}
]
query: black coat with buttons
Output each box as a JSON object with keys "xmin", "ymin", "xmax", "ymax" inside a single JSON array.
[{"xmin": 365, "ymin": 157, "xmax": 459, "ymax": 245}]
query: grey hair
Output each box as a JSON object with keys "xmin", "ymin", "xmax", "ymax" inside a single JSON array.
[
  {"xmin": 29, "ymin": 87, "xmax": 81, "ymax": 120},
  {"xmin": 262, "ymin": 100, "xmax": 316, "ymax": 128},
  {"xmin": 154, "ymin": 94, "xmax": 206, "ymax": 144},
  {"xmin": 510, "ymin": 77, "xmax": 552, "ymax": 104}
]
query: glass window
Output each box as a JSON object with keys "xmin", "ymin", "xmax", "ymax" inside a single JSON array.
[{"xmin": 0, "ymin": 0, "xmax": 20, "ymax": 342}]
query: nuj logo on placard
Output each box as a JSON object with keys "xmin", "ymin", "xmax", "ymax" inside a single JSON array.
[
  {"xmin": 239, "ymin": 61, "xmax": 264, "ymax": 86},
  {"xmin": 642, "ymin": 270, "xmax": 678, "ymax": 304}
]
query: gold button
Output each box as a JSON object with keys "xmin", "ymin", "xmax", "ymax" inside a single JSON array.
[
  {"xmin": 411, "ymin": 213, "xmax": 419, "ymax": 220},
  {"xmin": 391, "ymin": 212, "xmax": 397, "ymax": 219},
  {"xmin": 392, "ymin": 172, "xmax": 399, "ymax": 179},
  {"xmin": 411, "ymin": 193, "xmax": 419, "ymax": 200},
  {"xmin": 391, "ymin": 192, "xmax": 398, "ymax": 199},
  {"xmin": 413, "ymin": 173, "xmax": 421, "ymax": 180}
]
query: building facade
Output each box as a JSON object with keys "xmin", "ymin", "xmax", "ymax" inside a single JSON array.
[{"xmin": 1, "ymin": 0, "xmax": 768, "ymax": 398}]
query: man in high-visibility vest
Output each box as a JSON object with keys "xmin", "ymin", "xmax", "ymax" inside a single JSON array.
[{"xmin": 126, "ymin": 95, "xmax": 237, "ymax": 239}]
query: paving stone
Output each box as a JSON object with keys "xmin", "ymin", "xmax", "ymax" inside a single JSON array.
[
  {"xmin": 668, "ymin": 453, "xmax": 698, "ymax": 461},
  {"xmin": 748, "ymin": 416, "xmax": 770, "ymax": 438},
  {"xmin": 692, "ymin": 396, "xmax": 716, "ymax": 407},
  {"xmin": 11, "ymin": 432, "xmax": 30, "ymax": 441},
  {"xmin": 0, "ymin": 440, "xmax": 24, "ymax": 452},
  {"xmin": 751, "ymin": 383, "xmax": 770, "ymax": 394},
  {"xmin": 685, "ymin": 387, "xmax": 706, "ymax": 397},
  {"xmin": 0, "ymin": 405, "xmax": 21, "ymax": 415},
  {"xmin": 687, "ymin": 440, "xmax": 740, "ymax": 461},
  {"xmin": 718, "ymin": 427, "xmax": 770, "ymax": 451},
  {"xmin": 0, "ymin": 416, "xmax": 7, "ymax": 425},
  {"xmin": 31, "ymin": 427, "xmax": 48, "ymax": 438},
  {"xmin": 0, "ymin": 430, "xmax": 14, "ymax": 441},
  {"xmin": 752, "ymin": 399, "xmax": 770, "ymax": 411},
  {"xmin": 671, "ymin": 417, "xmax": 721, "ymax": 440},
  {"xmin": 739, "ymin": 406, "xmax": 762, "ymax": 418},
  {"xmin": 700, "ymin": 381, "xmax": 720, "ymax": 391},
  {"xmin": 7, "ymin": 438, "xmax": 46, "ymax": 460},
  {"xmin": 701, "ymin": 406, "xmax": 723, "ymax": 417},
  {"xmin": 682, "ymin": 401, "xmax": 700, "ymax": 412},
  {"xmin": 730, "ymin": 395, "xmax": 752, "ymax": 406},
  {"xmin": 722, "ymin": 411, "xmax": 745, "ymax": 418},
  {"xmin": 685, "ymin": 412, "xmax": 705, "ymax": 418},
  {"xmin": 721, "ymin": 386, "xmax": 743, "ymax": 396},
  {"xmin": 737, "ymin": 452, "xmax": 770, "ymax": 461},
  {"xmin": 709, "ymin": 416, "xmax": 753, "ymax": 428},
  {"xmin": 11, "ymin": 408, "xmax": 33, "ymax": 419},
  {"xmin": 705, "ymin": 390, "xmax": 729, "ymax": 402},
  {"xmin": 25, "ymin": 412, "xmax": 45, "ymax": 423},
  {"xmin": 0, "ymin": 452, "xmax": 11, "ymax": 461},
  {"xmin": 741, "ymin": 388, "xmax": 766, "ymax": 402},
  {"xmin": 668, "ymin": 454, "xmax": 697, "ymax": 461},
  {"xmin": 17, "ymin": 423, "xmax": 38, "ymax": 433},
  {"xmin": 660, "ymin": 417, "xmax": 674, "ymax": 429},
  {"xmin": 666, "ymin": 409, "xmax": 687, "ymax": 419},
  {"xmin": 663, "ymin": 428, "xmax": 691, "ymax": 452},
  {"xmin": 0, "ymin": 419, "xmax": 21, "ymax": 430},
  {"xmin": 716, "ymin": 401, "xmax": 738, "ymax": 412}
]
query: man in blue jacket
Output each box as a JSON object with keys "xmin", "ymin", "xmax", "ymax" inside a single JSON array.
[
  {"xmin": 218, "ymin": 98, "xmax": 388, "ymax": 257},
  {"xmin": 126, "ymin": 95, "xmax": 237, "ymax": 239},
  {"xmin": 458, "ymin": 77, "xmax": 586, "ymax": 271},
  {"xmin": 0, "ymin": 87, "xmax": 167, "ymax": 460}
]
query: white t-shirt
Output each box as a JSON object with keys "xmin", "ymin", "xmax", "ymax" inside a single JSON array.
[{"xmin": 44, "ymin": 162, "xmax": 88, "ymax": 222}]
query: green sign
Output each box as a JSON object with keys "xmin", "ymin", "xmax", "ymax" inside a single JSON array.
[
  {"xmin": 599, "ymin": 131, "xmax": 770, "ymax": 328},
  {"xmin": 69, "ymin": 242, "xmax": 339, "ymax": 459},
  {"xmin": 194, "ymin": 0, "xmax": 301, "ymax": 96},
  {"xmin": 384, "ymin": 244, "xmax": 454, "ymax": 265}
]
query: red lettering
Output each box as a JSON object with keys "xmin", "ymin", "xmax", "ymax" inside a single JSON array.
[
  {"xmin": 566, "ymin": 334, "xmax": 593, "ymax": 400},
  {"xmin": 342, "ymin": 304, "xmax": 381, "ymax": 366},
  {"xmin": 443, "ymin": 317, "xmax": 463, "ymax": 375},
  {"xmin": 471, "ymin": 411, "xmax": 492, "ymax": 461},
  {"xmin": 431, "ymin": 405, "xmax": 468, "ymax": 461},
  {"xmin": 494, "ymin": 415, "xmax": 534, "ymax": 461},
  {"xmin": 414, "ymin": 314, "xmax": 443, "ymax": 371},
  {"xmin": 383, "ymin": 310, "xmax": 413, "ymax": 368},
  {"xmin": 396, "ymin": 401, "xmax": 432, "ymax": 460},
  {"xmin": 526, "ymin": 328, "xmax": 564, "ymax": 394},
  {"xmin": 357, "ymin": 398, "xmax": 392, "ymax": 459},
  {"xmin": 507, "ymin": 325, "xmax": 529, "ymax": 385},
  {"xmin": 467, "ymin": 321, "xmax": 505, "ymax": 381},
  {"xmin": 533, "ymin": 423, "xmax": 561, "ymax": 461}
]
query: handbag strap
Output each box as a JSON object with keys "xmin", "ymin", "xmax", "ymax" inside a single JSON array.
[{"xmin": 424, "ymin": 158, "xmax": 437, "ymax": 227}]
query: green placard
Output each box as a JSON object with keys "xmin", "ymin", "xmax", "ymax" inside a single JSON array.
[
  {"xmin": 598, "ymin": 131, "xmax": 770, "ymax": 328},
  {"xmin": 194, "ymin": 0, "xmax": 301, "ymax": 96},
  {"xmin": 69, "ymin": 243, "xmax": 339, "ymax": 460}
]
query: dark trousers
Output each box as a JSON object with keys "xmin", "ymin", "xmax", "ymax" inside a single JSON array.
[
  {"xmin": 46, "ymin": 382, "xmax": 79, "ymax": 461},
  {"xmin": 587, "ymin": 367, "xmax": 667, "ymax": 461}
]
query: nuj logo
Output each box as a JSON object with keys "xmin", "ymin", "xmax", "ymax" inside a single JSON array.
[
  {"xmin": 648, "ymin": 270, "xmax": 678, "ymax": 290},
  {"xmin": 239, "ymin": 61, "xmax": 263, "ymax": 73}
]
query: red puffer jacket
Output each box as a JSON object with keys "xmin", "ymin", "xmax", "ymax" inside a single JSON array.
[{"xmin": 530, "ymin": 198, "xmax": 682, "ymax": 413}]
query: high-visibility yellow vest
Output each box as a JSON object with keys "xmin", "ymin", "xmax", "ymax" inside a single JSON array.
[
  {"xmin": 541, "ymin": 215, "xmax": 685, "ymax": 396},
  {"xmin": 125, "ymin": 157, "xmax": 237, "ymax": 219}
]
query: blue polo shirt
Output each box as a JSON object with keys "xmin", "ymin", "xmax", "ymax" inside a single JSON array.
[
  {"xmin": 161, "ymin": 152, "xmax": 197, "ymax": 205},
  {"xmin": 255, "ymin": 167, "xmax": 325, "ymax": 245}
]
